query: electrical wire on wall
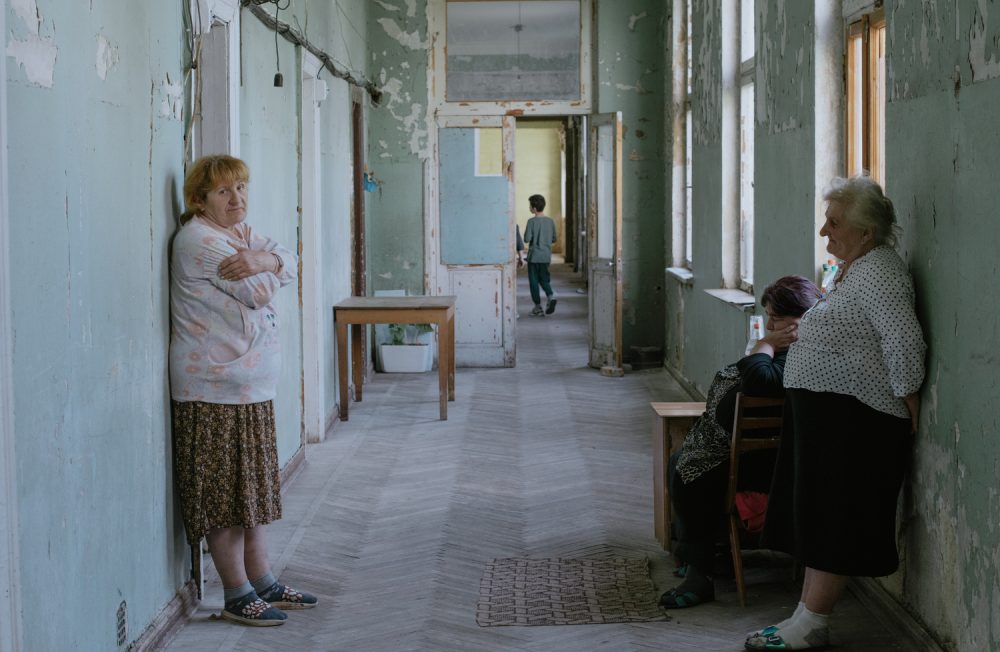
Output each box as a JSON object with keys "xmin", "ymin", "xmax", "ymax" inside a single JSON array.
[
  {"xmin": 181, "ymin": 0, "xmax": 384, "ymax": 161},
  {"xmin": 242, "ymin": 0, "xmax": 291, "ymax": 85},
  {"xmin": 240, "ymin": 0, "xmax": 382, "ymax": 103}
]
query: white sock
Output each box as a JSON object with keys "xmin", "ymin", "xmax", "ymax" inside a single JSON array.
[
  {"xmin": 746, "ymin": 601, "xmax": 804, "ymax": 639},
  {"xmin": 778, "ymin": 601, "xmax": 806, "ymax": 629},
  {"xmin": 775, "ymin": 607, "xmax": 830, "ymax": 649}
]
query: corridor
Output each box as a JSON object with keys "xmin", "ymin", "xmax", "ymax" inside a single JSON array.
[{"xmin": 162, "ymin": 263, "xmax": 910, "ymax": 651}]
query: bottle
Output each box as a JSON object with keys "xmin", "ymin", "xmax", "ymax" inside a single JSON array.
[
  {"xmin": 820, "ymin": 258, "xmax": 839, "ymax": 294},
  {"xmin": 745, "ymin": 315, "xmax": 764, "ymax": 356}
]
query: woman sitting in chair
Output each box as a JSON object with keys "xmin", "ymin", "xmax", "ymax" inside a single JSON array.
[{"xmin": 660, "ymin": 275, "xmax": 821, "ymax": 609}]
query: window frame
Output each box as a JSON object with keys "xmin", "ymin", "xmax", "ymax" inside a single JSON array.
[
  {"xmin": 737, "ymin": 0, "xmax": 755, "ymax": 292},
  {"xmin": 431, "ymin": 0, "xmax": 593, "ymax": 116},
  {"xmin": 845, "ymin": 8, "xmax": 885, "ymax": 187},
  {"xmin": 670, "ymin": 0, "xmax": 693, "ymax": 271}
]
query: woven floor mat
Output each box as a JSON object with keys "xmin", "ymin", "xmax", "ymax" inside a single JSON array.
[{"xmin": 475, "ymin": 557, "xmax": 668, "ymax": 626}]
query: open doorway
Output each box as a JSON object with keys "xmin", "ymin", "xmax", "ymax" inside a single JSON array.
[
  {"xmin": 508, "ymin": 116, "xmax": 595, "ymax": 365},
  {"xmin": 512, "ymin": 117, "xmax": 584, "ymax": 272}
]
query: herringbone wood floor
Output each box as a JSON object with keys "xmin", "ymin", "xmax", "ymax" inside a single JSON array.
[{"xmin": 162, "ymin": 262, "xmax": 910, "ymax": 651}]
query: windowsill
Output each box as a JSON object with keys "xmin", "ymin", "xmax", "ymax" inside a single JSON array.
[
  {"xmin": 665, "ymin": 267, "xmax": 694, "ymax": 286},
  {"xmin": 704, "ymin": 288, "xmax": 755, "ymax": 312}
]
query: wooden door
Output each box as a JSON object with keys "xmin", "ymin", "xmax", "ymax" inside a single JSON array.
[
  {"xmin": 434, "ymin": 116, "xmax": 516, "ymax": 367},
  {"xmin": 587, "ymin": 112, "xmax": 623, "ymax": 374}
]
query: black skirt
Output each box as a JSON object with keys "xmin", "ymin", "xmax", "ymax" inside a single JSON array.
[{"xmin": 763, "ymin": 388, "xmax": 912, "ymax": 576}]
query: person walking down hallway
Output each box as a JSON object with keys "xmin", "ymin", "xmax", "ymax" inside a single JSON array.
[
  {"xmin": 170, "ymin": 155, "xmax": 318, "ymax": 627},
  {"xmin": 523, "ymin": 194, "xmax": 558, "ymax": 316}
]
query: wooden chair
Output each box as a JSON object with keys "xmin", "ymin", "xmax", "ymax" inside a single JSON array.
[{"xmin": 725, "ymin": 392, "xmax": 784, "ymax": 607}]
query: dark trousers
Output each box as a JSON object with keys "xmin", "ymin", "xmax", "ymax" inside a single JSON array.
[
  {"xmin": 669, "ymin": 450, "xmax": 777, "ymax": 572},
  {"xmin": 527, "ymin": 262, "xmax": 553, "ymax": 306}
]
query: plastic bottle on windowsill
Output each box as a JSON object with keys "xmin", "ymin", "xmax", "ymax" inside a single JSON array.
[
  {"xmin": 821, "ymin": 259, "xmax": 839, "ymax": 294},
  {"xmin": 744, "ymin": 315, "xmax": 764, "ymax": 357}
]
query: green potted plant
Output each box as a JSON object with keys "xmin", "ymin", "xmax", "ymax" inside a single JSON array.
[{"xmin": 378, "ymin": 323, "xmax": 435, "ymax": 372}]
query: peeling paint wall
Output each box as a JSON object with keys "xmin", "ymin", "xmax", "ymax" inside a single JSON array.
[
  {"xmin": 6, "ymin": 2, "xmax": 187, "ymax": 649},
  {"xmin": 886, "ymin": 3, "xmax": 1000, "ymax": 650},
  {"xmin": 366, "ymin": 0, "xmax": 668, "ymax": 348},
  {"xmin": 595, "ymin": 0, "xmax": 667, "ymax": 353},
  {"xmin": 367, "ymin": 0, "xmax": 428, "ymax": 294},
  {"xmin": 239, "ymin": 15, "xmax": 304, "ymax": 465},
  {"xmin": 754, "ymin": 0, "xmax": 816, "ymax": 287},
  {"xmin": 3, "ymin": 1, "xmax": 368, "ymax": 649},
  {"xmin": 664, "ymin": 0, "xmax": 737, "ymax": 390},
  {"xmin": 664, "ymin": 2, "xmax": 1000, "ymax": 649},
  {"xmin": 666, "ymin": 0, "xmax": 817, "ymax": 390}
]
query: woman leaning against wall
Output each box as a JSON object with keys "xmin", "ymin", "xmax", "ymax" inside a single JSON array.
[
  {"xmin": 745, "ymin": 175, "xmax": 926, "ymax": 651},
  {"xmin": 169, "ymin": 155, "xmax": 317, "ymax": 626}
]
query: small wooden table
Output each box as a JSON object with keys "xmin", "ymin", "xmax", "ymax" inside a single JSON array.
[
  {"xmin": 334, "ymin": 296, "xmax": 457, "ymax": 421},
  {"xmin": 650, "ymin": 401, "xmax": 706, "ymax": 549}
]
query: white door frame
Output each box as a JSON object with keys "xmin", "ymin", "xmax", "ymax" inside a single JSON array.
[
  {"xmin": 190, "ymin": 0, "xmax": 241, "ymax": 158},
  {"xmin": 186, "ymin": 0, "xmax": 242, "ymax": 597},
  {"xmin": 0, "ymin": 4, "xmax": 24, "ymax": 649},
  {"xmin": 299, "ymin": 52, "xmax": 329, "ymax": 443}
]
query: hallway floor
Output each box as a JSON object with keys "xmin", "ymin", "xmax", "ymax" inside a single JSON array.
[{"xmin": 163, "ymin": 262, "xmax": 911, "ymax": 651}]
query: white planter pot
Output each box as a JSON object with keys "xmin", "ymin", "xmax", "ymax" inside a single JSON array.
[{"xmin": 378, "ymin": 344, "xmax": 433, "ymax": 373}]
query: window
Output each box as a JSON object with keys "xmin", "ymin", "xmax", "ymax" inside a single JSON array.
[
  {"xmin": 446, "ymin": 1, "xmax": 581, "ymax": 102},
  {"xmin": 685, "ymin": 9, "xmax": 693, "ymax": 267},
  {"xmin": 846, "ymin": 10, "xmax": 885, "ymax": 186},
  {"xmin": 475, "ymin": 128, "xmax": 504, "ymax": 176},
  {"xmin": 738, "ymin": 0, "xmax": 754, "ymax": 288},
  {"xmin": 670, "ymin": 0, "xmax": 693, "ymax": 269}
]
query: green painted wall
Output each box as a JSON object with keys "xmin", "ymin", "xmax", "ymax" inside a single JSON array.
[
  {"xmin": 665, "ymin": 0, "xmax": 747, "ymax": 392},
  {"xmin": 885, "ymin": 3, "xmax": 1000, "ymax": 650},
  {"xmin": 595, "ymin": 0, "xmax": 667, "ymax": 354},
  {"xmin": 3, "ymin": 0, "xmax": 368, "ymax": 648},
  {"xmin": 367, "ymin": 1, "xmax": 429, "ymax": 295},
  {"xmin": 6, "ymin": 2, "xmax": 187, "ymax": 649},
  {"xmin": 364, "ymin": 1, "xmax": 668, "ymax": 352},
  {"xmin": 753, "ymin": 1, "xmax": 817, "ymax": 290},
  {"xmin": 664, "ymin": 2, "xmax": 1000, "ymax": 649},
  {"xmin": 239, "ymin": 15, "xmax": 304, "ymax": 465}
]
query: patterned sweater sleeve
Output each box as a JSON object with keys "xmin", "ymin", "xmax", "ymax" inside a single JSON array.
[
  {"xmin": 187, "ymin": 225, "xmax": 295, "ymax": 309},
  {"xmin": 861, "ymin": 253, "xmax": 926, "ymax": 397}
]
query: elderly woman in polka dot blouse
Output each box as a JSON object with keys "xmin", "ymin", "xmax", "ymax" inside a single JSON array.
[{"xmin": 745, "ymin": 176, "xmax": 926, "ymax": 652}]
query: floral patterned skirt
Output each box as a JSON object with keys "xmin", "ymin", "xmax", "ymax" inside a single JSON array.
[{"xmin": 172, "ymin": 400, "xmax": 282, "ymax": 544}]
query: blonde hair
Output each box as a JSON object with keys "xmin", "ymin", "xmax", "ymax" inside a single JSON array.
[
  {"xmin": 823, "ymin": 174, "xmax": 899, "ymax": 247},
  {"xmin": 181, "ymin": 155, "xmax": 250, "ymax": 224}
]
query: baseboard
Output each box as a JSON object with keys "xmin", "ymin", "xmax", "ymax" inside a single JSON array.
[
  {"xmin": 663, "ymin": 363, "xmax": 706, "ymax": 401},
  {"xmin": 129, "ymin": 580, "xmax": 198, "ymax": 652},
  {"xmin": 848, "ymin": 577, "xmax": 946, "ymax": 652},
  {"xmin": 140, "ymin": 445, "xmax": 310, "ymax": 649},
  {"xmin": 280, "ymin": 444, "xmax": 307, "ymax": 492}
]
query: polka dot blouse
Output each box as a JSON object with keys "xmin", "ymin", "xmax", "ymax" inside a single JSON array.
[{"xmin": 784, "ymin": 245, "xmax": 926, "ymax": 419}]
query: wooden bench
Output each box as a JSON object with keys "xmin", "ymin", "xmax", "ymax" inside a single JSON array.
[{"xmin": 650, "ymin": 401, "xmax": 706, "ymax": 549}]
